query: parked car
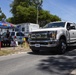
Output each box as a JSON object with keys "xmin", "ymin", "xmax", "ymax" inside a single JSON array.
[{"xmin": 1, "ymin": 31, "xmax": 25, "ymax": 44}]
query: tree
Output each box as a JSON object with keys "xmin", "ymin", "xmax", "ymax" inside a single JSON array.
[
  {"xmin": 38, "ymin": 10, "xmax": 61, "ymax": 27},
  {"xmin": 8, "ymin": 0, "xmax": 61, "ymax": 27},
  {"xmin": 0, "ymin": 8, "xmax": 6, "ymax": 21},
  {"xmin": 10, "ymin": 0, "xmax": 42, "ymax": 16},
  {"xmin": 9, "ymin": 6, "xmax": 37, "ymax": 24}
]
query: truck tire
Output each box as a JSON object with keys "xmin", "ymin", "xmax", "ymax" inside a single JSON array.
[
  {"xmin": 32, "ymin": 49, "xmax": 40, "ymax": 54},
  {"xmin": 58, "ymin": 39, "xmax": 67, "ymax": 54}
]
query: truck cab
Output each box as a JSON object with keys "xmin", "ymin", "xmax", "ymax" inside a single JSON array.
[{"xmin": 29, "ymin": 21, "xmax": 76, "ymax": 54}]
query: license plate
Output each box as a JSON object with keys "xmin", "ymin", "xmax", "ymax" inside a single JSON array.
[{"xmin": 35, "ymin": 44, "xmax": 40, "ymax": 47}]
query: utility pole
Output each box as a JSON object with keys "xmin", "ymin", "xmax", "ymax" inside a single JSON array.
[
  {"xmin": 37, "ymin": 4, "xmax": 38, "ymax": 24},
  {"xmin": 34, "ymin": 0, "xmax": 42, "ymax": 24}
]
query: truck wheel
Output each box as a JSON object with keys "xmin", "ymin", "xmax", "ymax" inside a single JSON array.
[
  {"xmin": 32, "ymin": 49, "xmax": 40, "ymax": 54},
  {"xmin": 58, "ymin": 39, "xmax": 67, "ymax": 54}
]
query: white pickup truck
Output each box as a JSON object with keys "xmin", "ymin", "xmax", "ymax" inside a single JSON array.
[{"xmin": 29, "ymin": 21, "xmax": 76, "ymax": 54}]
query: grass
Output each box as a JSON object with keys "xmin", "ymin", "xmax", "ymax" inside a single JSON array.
[
  {"xmin": 0, "ymin": 42, "xmax": 30, "ymax": 56},
  {"xmin": 0, "ymin": 50, "xmax": 15, "ymax": 56}
]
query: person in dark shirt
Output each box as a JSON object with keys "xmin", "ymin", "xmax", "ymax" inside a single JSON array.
[
  {"xmin": 6, "ymin": 30, "xmax": 10, "ymax": 39},
  {"xmin": 6, "ymin": 30, "xmax": 11, "ymax": 46}
]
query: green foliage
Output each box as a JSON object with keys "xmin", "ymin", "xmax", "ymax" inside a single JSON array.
[
  {"xmin": 0, "ymin": 8, "xmax": 6, "ymax": 21},
  {"xmin": 10, "ymin": 0, "xmax": 42, "ymax": 15},
  {"xmin": 7, "ymin": 0, "xmax": 61, "ymax": 27},
  {"xmin": 38, "ymin": 10, "xmax": 61, "ymax": 27},
  {"xmin": 6, "ymin": 17, "xmax": 12, "ymax": 23},
  {"xmin": 9, "ymin": 6, "xmax": 37, "ymax": 24}
]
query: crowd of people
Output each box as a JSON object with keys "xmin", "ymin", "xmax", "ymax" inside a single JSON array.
[{"xmin": 1, "ymin": 30, "xmax": 18, "ymax": 47}]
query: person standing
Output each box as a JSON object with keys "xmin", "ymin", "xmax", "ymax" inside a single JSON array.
[
  {"xmin": 6, "ymin": 30, "xmax": 10, "ymax": 39},
  {"xmin": 6, "ymin": 30, "xmax": 10, "ymax": 46}
]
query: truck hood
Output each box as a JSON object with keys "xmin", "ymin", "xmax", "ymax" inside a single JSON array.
[{"xmin": 31, "ymin": 27, "xmax": 65, "ymax": 32}]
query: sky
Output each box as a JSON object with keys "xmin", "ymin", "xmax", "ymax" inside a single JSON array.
[
  {"xmin": 0, "ymin": 0, "xmax": 76, "ymax": 23},
  {"xmin": 0, "ymin": 0, "xmax": 13, "ymax": 18}
]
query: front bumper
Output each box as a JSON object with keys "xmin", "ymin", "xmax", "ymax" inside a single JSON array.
[{"xmin": 29, "ymin": 40, "xmax": 59, "ymax": 50}]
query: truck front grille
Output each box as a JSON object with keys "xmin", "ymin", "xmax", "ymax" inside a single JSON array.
[{"xmin": 30, "ymin": 31, "xmax": 49, "ymax": 40}]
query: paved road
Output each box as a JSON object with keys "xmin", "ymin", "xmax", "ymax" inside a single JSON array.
[{"xmin": 0, "ymin": 47, "xmax": 76, "ymax": 75}]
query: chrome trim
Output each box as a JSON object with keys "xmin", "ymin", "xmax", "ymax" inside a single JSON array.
[
  {"xmin": 29, "ymin": 40, "xmax": 59, "ymax": 47},
  {"xmin": 29, "ymin": 40, "xmax": 58, "ymax": 43},
  {"xmin": 31, "ymin": 32, "xmax": 48, "ymax": 39},
  {"xmin": 29, "ymin": 44, "xmax": 57, "ymax": 47}
]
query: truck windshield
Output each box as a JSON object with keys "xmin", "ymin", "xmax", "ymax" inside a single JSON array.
[{"xmin": 44, "ymin": 22, "xmax": 65, "ymax": 28}]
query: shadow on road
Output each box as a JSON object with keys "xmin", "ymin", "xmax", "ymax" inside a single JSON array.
[
  {"xmin": 37, "ymin": 55, "xmax": 76, "ymax": 75},
  {"xmin": 33, "ymin": 46, "xmax": 76, "ymax": 75},
  {"xmin": 28, "ymin": 46, "xmax": 76, "ymax": 56},
  {"xmin": 28, "ymin": 51, "xmax": 58, "ymax": 56},
  {"xmin": 65, "ymin": 46, "xmax": 76, "ymax": 56},
  {"xmin": 28, "ymin": 46, "xmax": 76, "ymax": 75}
]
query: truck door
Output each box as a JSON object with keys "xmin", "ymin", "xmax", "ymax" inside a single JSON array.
[
  {"xmin": 70, "ymin": 24, "xmax": 76, "ymax": 42},
  {"xmin": 67, "ymin": 23, "xmax": 76, "ymax": 43}
]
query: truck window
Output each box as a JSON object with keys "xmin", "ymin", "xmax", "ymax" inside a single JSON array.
[
  {"xmin": 17, "ymin": 32, "xmax": 24, "ymax": 36},
  {"xmin": 74, "ymin": 24, "xmax": 76, "ymax": 30},
  {"xmin": 67, "ymin": 23, "xmax": 76, "ymax": 30},
  {"xmin": 44, "ymin": 22, "xmax": 65, "ymax": 28},
  {"xmin": 22, "ymin": 28, "xmax": 25, "ymax": 31},
  {"xmin": 70, "ymin": 24, "xmax": 76, "ymax": 30},
  {"xmin": 67, "ymin": 23, "xmax": 70, "ymax": 29}
]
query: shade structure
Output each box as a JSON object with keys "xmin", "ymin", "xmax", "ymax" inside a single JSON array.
[{"xmin": 0, "ymin": 21, "xmax": 15, "ymax": 29}]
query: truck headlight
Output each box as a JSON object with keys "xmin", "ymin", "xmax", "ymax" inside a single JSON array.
[{"xmin": 49, "ymin": 31, "xmax": 57, "ymax": 40}]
